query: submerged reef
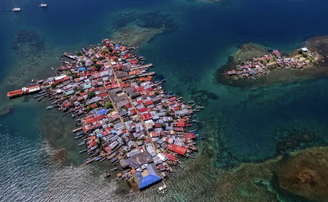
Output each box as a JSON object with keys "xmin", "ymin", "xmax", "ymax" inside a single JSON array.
[
  {"xmin": 110, "ymin": 11, "xmax": 178, "ymax": 47},
  {"xmin": 275, "ymin": 147, "xmax": 328, "ymax": 202},
  {"xmin": 217, "ymin": 36, "xmax": 328, "ymax": 87},
  {"xmin": 0, "ymin": 105, "xmax": 15, "ymax": 118}
]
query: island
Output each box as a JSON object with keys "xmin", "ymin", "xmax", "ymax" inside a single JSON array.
[
  {"xmin": 6, "ymin": 39, "xmax": 203, "ymax": 192},
  {"xmin": 217, "ymin": 35, "xmax": 328, "ymax": 86}
]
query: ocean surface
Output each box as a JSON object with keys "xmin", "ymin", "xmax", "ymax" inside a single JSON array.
[{"xmin": 1, "ymin": 0, "xmax": 328, "ymax": 201}]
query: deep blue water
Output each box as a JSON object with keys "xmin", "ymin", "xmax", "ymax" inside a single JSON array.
[{"xmin": 2, "ymin": 0, "xmax": 328, "ymax": 201}]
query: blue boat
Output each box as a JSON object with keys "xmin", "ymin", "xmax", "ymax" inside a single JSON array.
[
  {"xmin": 77, "ymin": 131, "xmax": 84, "ymax": 136},
  {"xmin": 199, "ymin": 136, "xmax": 206, "ymax": 139},
  {"xmin": 95, "ymin": 157, "xmax": 102, "ymax": 161},
  {"xmin": 39, "ymin": 89, "xmax": 46, "ymax": 94},
  {"xmin": 110, "ymin": 158, "xmax": 118, "ymax": 163},
  {"xmin": 34, "ymin": 95, "xmax": 40, "ymax": 98},
  {"xmin": 83, "ymin": 158, "xmax": 90, "ymax": 163}
]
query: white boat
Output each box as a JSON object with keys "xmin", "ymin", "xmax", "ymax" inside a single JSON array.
[
  {"xmin": 12, "ymin": 7, "xmax": 21, "ymax": 12},
  {"xmin": 39, "ymin": 3, "xmax": 48, "ymax": 7}
]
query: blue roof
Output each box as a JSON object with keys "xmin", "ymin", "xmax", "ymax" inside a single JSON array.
[
  {"xmin": 96, "ymin": 109, "xmax": 107, "ymax": 116},
  {"xmin": 137, "ymin": 164, "xmax": 162, "ymax": 189},
  {"xmin": 111, "ymin": 130, "xmax": 116, "ymax": 134},
  {"xmin": 121, "ymin": 52, "xmax": 126, "ymax": 55},
  {"xmin": 97, "ymin": 134, "xmax": 102, "ymax": 138},
  {"xmin": 116, "ymin": 44, "xmax": 120, "ymax": 47}
]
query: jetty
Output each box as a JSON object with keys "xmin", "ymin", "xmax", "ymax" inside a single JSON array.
[{"xmin": 8, "ymin": 39, "xmax": 201, "ymax": 191}]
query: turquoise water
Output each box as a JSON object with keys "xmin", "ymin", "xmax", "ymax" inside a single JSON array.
[{"xmin": 2, "ymin": 0, "xmax": 328, "ymax": 201}]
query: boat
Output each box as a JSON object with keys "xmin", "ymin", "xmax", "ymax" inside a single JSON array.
[
  {"xmin": 34, "ymin": 95, "xmax": 40, "ymax": 98},
  {"xmin": 12, "ymin": 7, "xmax": 21, "ymax": 12},
  {"xmin": 251, "ymin": 77, "xmax": 256, "ymax": 80},
  {"xmin": 79, "ymin": 149, "xmax": 87, "ymax": 154},
  {"xmin": 103, "ymin": 172, "xmax": 111, "ymax": 178},
  {"xmin": 7, "ymin": 84, "xmax": 41, "ymax": 98},
  {"xmin": 110, "ymin": 167, "xmax": 118, "ymax": 172},
  {"xmin": 110, "ymin": 158, "xmax": 118, "ymax": 163},
  {"xmin": 39, "ymin": 3, "xmax": 48, "ymax": 7},
  {"xmin": 37, "ymin": 80, "xmax": 43, "ymax": 84},
  {"xmin": 39, "ymin": 89, "xmax": 46, "ymax": 94},
  {"xmin": 95, "ymin": 157, "xmax": 102, "ymax": 161},
  {"xmin": 199, "ymin": 136, "xmax": 206, "ymax": 139},
  {"xmin": 46, "ymin": 106, "xmax": 53, "ymax": 110},
  {"xmin": 188, "ymin": 100, "xmax": 194, "ymax": 104}
]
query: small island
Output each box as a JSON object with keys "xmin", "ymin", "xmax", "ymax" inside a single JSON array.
[
  {"xmin": 223, "ymin": 46, "xmax": 323, "ymax": 80},
  {"xmin": 6, "ymin": 39, "xmax": 203, "ymax": 192},
  {"xmin": 217, "ymin": 36, "xmax": 328, "ymax": 86}
]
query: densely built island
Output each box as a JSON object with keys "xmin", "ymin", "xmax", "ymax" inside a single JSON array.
[
  {"xmin": 7, "ymin": 39, "xmax": 203, "ymax": 192},
  {"xmin": 223, "ymin": 47, "xmax": 323, "ymax": 80}
]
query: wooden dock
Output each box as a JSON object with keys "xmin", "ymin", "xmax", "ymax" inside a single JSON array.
[{"xmin": 72, "ymin": 127, "xmax": 82, "ymax": 133}]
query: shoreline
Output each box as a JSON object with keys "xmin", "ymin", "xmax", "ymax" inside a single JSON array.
[{"xmin": 6, "ymin": 39, "xmax": 204, "ymax": 193}]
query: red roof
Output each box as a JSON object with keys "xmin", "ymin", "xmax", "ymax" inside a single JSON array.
[
  {"xmin": 98, "ymin": 93, "xmax": 108, "ymax": 97},
  {"xmin": 177, "ymin": 122, "xmax": 185, "ymax": 127},
  {"xmin": 137, "ymin": 86, "xmax": 144, "ymax": 91},
  {"xmin": 137, "ymin": 100, "xmax": 143, "ymax": 105},
  {"xmin": 64, "ymin": 103, "xmax": 71, "ymax": 108},
  {"xmin": 141, "ymin": 113, "xmax": 152, "ymax": 121},
  {"xmin": 85, "ymin": 114, "xmax": 105, "ymax": 124},
  {"xmin": 89, "ymin": 140, "xmax": 96, "ymax": 147},
  {"xmin": 150, "ymin": 132, "xmax": 159, "ymax": 137},
  {"xmin": 167, "ymin": 144, "xmax": 187, "ymax": 155},
  {"xmin": 130, "ymin": 109, "xmax": 136, "ymax": 115},
  {"xmin": 168, "ymin": 97, "xmax": 176, "ymax": 102},
  {"xmin": 155, "ymin": 123, "xmax": 162, "ymax": 128},
  {"xmin": 163, "ymin": 152, "xmax": 178, "ymax": 162},
  {"xmin": 139, "ymin": 107, "xmax": 147, "ymax": 113},
  {"xmin": 183, "ymin": 133, "xmax": 195, "ymax": 139},
  {"xmin": 174, "ymin": 106, "xmax": 179, "ymax": 111},
  {"xmin": 145, "ymin": 100, "xmax": 153, "ymax": 106}
]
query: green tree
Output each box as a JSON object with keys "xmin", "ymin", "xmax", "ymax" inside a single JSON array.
[
  {"xmin": 105, "ymin": 102, "xmax": 113, "ymax": 109},
  {"xmin": 96, "ymin": 101, "xmax": 102, "ymax": 108},
  {"xmin": 87, "ymin": 92, "xmax": 95, "ymax": 99},
  {"xmin": 95, "ymin": 64, "xmax": 102, "ymax": 71},
  {"xmin": 77, "ymin": 52, "xmax": 82, "ymax": 56},
  {"xmin": 80, "ymin": 60, "xmax": 86, "ymax": 66}
]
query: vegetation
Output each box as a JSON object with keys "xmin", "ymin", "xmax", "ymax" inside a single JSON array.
[
  {"xmin": 155, "ymin": 91, "xmax": 159, "ymax": 96},
  {"xmin": 105, "ymin": 102, "xmax": 113, "ymax": 109},
  {"xmin": 96, "ymin": 101, "xmax": 102, "ymax": 108},
  {"xmin": 87, "ymin": 92, "xmax": 96, "ymax": 99},
  {"xmin": 76, "ymin": 52, "xmax": 82, "ymax": 56},
  {"xmin": 80, "ymin": 60, "xmax": 86, "ymax": 66},
  {"xmin": 161, "ymin": 123, "xmax": 166, "ymax": 130},
  {"xmin": 95, "ymin": 64, "xmax": 102, "ymax": 71}
]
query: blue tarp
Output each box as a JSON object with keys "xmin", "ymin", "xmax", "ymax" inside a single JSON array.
[
  {"xmin": 111, "ymin": 130, "xmax": 116, "ymax": 134},
  {"xmin": 97, "ymin": 134, "xmax": 102, "ymax": 138},
  {"xmin": 121, "ymin": 52, "xmax": 126, "ymax": 55},
  {"xmin": 116, "ymin": 44, "xmax": 120, "ymax": 47},
  {"xmin": 79, "ymin": 67, "xmax": 86, "ymax": 72}
]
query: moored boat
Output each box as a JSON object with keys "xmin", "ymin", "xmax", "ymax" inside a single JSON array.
[
  {"xmin": 46, "ymin": 106, "xmax": 53, "ymax": 110},
  {"xmin": 39, "ymin": 3, "xmax": 48, "ymax": 7},
  {"xmin": 12, "ymin": 7, "xmax": 21, "ymax": 12}
]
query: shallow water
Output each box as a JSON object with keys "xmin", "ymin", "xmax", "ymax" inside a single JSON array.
[{"xmin": 2, "ymin": 0, "xmax": 328, "ymax": 201}]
